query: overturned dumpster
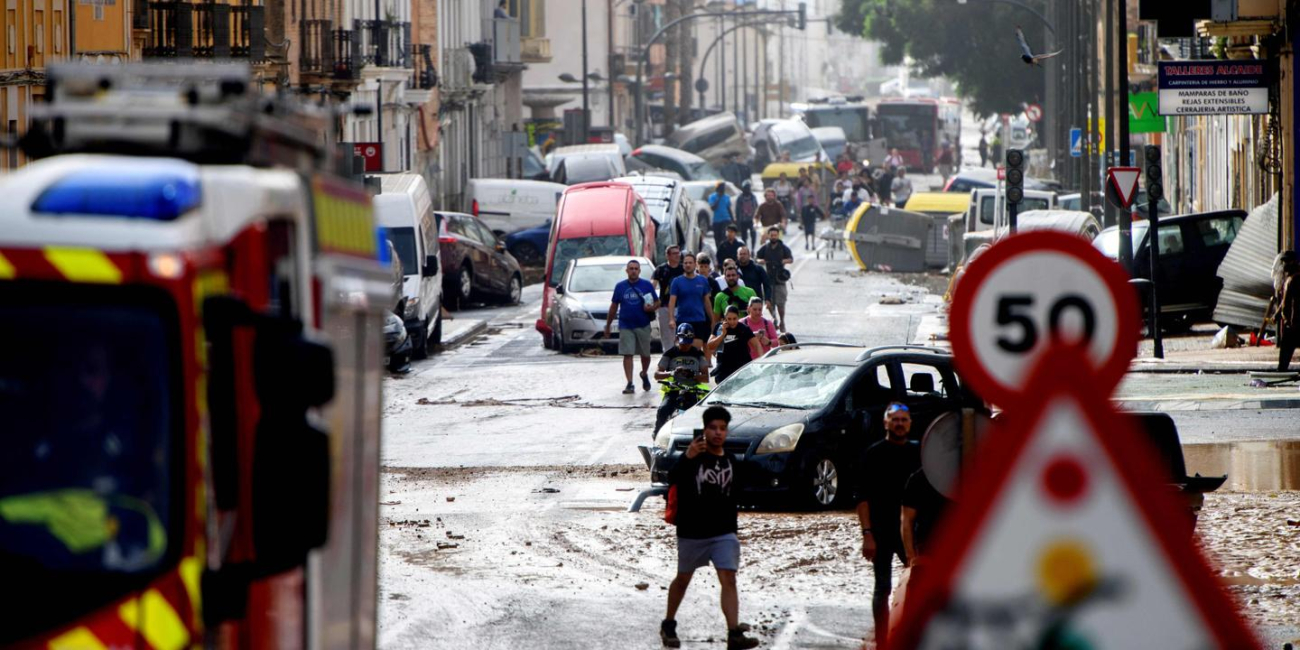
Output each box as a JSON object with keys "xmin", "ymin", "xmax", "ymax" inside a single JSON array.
[
  {"xmin": 1213, "ymin": 194, "xmax": 1278, "ymax": 330},
  {"xmin": 844, "ymin": 203, "xmax": 931, "ymax": 273}
]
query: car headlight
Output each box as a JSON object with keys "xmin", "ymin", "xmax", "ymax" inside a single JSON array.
[
  {"xmin": 654, "ymin": 425, "xmax": 674, "ymax": 450},
  {"xmin": 383, "ymin": 312, "xmax": 406, "ymax": 336},
  {"xmin": 403, "ymin": 297, "xmax": 420, "ymax": 320},
  {"xmin": 563, "ymin": 300, "xmax": 591, "ymax": 320},
  {"xmin": 755, "ymin": 423, "xmax": 805, "ymax": 455}
]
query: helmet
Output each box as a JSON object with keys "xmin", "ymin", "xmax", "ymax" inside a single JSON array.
[
  {"xmin": 741, "ymin": 180, "xmax": 752, "ymax": 191},
  {"xmin": 675, "ymin": 323, "xmax": 696, "ymax": 343}
]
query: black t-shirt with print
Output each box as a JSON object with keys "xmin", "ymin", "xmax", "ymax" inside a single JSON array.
[
  {"xmin": 853, "ymin": 439, "xmax": 921, "ymax": 548},
  {"xmin": 713, "ymin": 321, "xmax": 755, "ymax": 381},
  {"xmin": 668, "ymin": 452, "xmax": 739, "ymax": 539},
  {"xmin": 653, "ymin": 262, "xmax": 685, "ymax": 296}
]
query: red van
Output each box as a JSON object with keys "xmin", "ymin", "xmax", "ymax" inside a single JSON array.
[{"xmin": 536, "ymin": 181, "xmax": 657, "ymax": 342}]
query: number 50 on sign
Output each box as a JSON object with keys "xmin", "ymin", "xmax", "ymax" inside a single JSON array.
[{"xmin": 949, "ymin": 233, "xmax": 1140, "ymax": 406}]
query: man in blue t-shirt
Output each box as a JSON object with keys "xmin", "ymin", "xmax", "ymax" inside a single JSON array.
[
  {"xmin": 604, "ymin": 259, "xmax": 660, "ymax": 394},
  {"xmin": 707, "ymin": 182, "xmax": 734, "ymax": 249},
  {"xmin": 668, "ymin": 252, "xmax": 714, "ymax": 351}
]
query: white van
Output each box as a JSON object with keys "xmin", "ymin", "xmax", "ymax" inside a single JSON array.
[
  {"xmin": 373, "ymin": 173, "xmax": 443, "ymax": 358},
  {"xmin": 466, "ymin": 178, "xmax": 565, "ymax": 235},
  {"xmin": 965, "ymin": 187, "xmax": 1057, "ymax": 234}
]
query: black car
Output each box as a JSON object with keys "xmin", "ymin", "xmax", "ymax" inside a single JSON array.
[
  {"xmin": 1093, "ymin": 209, "xmax": 1246, "ymax": 330},
  {"xmin": 649, "ymin": 344, "xmax": 986, "ymax": 509}
]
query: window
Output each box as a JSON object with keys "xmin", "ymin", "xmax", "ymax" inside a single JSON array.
[
  {"xmin": 850, "ymin": 363, "xmax": 893, "ymax": 410},
  {"xmin": 471, "ymin": 220, "xmax": 497, "ymax": 247},
  {"xmin": 629, "ymin": 203, "xmax": 646, "ymax": 257},
  {"xmin": 1155, "ymin": 225, "xmax": 1184, "ymax": 255},
  {"xmin": 93, "ymin": 5, "xmax": 102, "ymax": 20},
  {"xmin": 900, "ymin": 362, "xmax": 949, "ymax": 398},
  {"xmin": 7, "ymin": 121, "xmax": 17, "ymax": 169},
  {"xmin": 1197, "ymin": 217, "xmax": 1241, "ymax": 248}
]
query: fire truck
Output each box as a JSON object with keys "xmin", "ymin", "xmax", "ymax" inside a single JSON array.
[{"xmin": 0, "ymin": 65, "xmax": 390, "ymax": 649}]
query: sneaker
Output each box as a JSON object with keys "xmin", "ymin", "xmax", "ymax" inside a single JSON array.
[
  {"xmin": 641, "ymin": 372, "xmax": 652, "ymax": 392},
  {"xmin": 660, "ymin": 620, "xmax": 680, "ymax": 648},
  {"xmin": 623, "ymin": 382, "xmax": 635, "ymax": 395},
  {"xmin": 727, "ymin": 628, "xmax": 760, "ymax": 649}
]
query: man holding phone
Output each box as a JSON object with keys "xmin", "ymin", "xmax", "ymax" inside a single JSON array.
[{"xmin": 661, "ymin": 406, "xmax": 759, "ymax": 650}]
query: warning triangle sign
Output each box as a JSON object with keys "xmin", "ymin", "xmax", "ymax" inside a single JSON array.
[
  {"xmin": 890, "ymin": 349, "xmax": 1258, "ymax": 649},
  {"xmin": 1107, "ymin": 167, "xmax": 1142, "ymax": 209}
]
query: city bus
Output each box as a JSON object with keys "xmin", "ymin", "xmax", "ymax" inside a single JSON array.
[{"xmin": 876, "ymin": 97, "xmax": 962, "ymax": 173}]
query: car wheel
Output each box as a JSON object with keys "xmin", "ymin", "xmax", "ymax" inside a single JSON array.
[
  {"xmin": 411, "ymin": 319, "xmax": 429, "ymax": 360},
  {"xmin": 806, "ymin": 456, "xmax": 841, "ymax": 510},
  {"xmin": 428, "ymin": 312, "xmax": 443, "ymax": 347},
  {"xmin": 554, "ymin": 324, "xmax": 572, "ymax": 354},
  {"xmin": 454, "ymin": 264, "xmax": 474, "ymax": 309},
  {"xmin": 504, "ymin": 274, "xmax": 522, "ymax": 305},
  {"xmin": 512, "ymin": 242, "xmax": 542, "ymax": 266}
]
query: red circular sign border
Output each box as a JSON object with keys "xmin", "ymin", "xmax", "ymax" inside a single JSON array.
[{"xmin": 949, "ymin": 231, "xmax": 1140, "ymax": 406}]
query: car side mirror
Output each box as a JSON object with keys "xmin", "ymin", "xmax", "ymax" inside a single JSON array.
[
  {"xmin": 202, "ymin": 297, "xmax": 334, "ymax": 585},
  {"xmin": 556, "ymin": 284, "xmax": 566, "ymax": 295},
  {"xmin": 424, "ymin": 254, "xmax": 438, "ymax": 276},
  {"xmin": 495, "ymin": 242, "xmax": 506, "ymax": 253}
]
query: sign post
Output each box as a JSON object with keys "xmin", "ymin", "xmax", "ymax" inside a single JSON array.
[
  {"xmin": 1145, "ymin": 145, "xmax": 1165, "ymax": 359},
  {"xmin": 894, "ymin": 232, "xmax": 1260, "ymax": 649}
]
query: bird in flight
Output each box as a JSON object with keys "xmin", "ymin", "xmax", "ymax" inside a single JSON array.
[{"xmin": 1016, "ymin": 26, "xmax": 1063, "ymax": 65}]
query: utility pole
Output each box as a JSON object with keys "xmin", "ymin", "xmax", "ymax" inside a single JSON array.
[
  {"xmin": 720, "ymin": 14, "xmax": 727, "ymax": 111},
  {"xmin": 1102, "ymin": 0, "xmax": 1115, "ymax": 234},
  {"xmin": 741, "ymin": 25, "xmax": 748, "ymax": 121},
  {"xmin": 582, "ymin": 0, "xmax": 591, "ymax": 142},
  {"xmin": 1116, "ymin": 0, "xmax": 1133, "ymax": 274},
  {"xmin": 778, "ymin": 2, "xmax": 786, "ymax": 116},
  {"xmin": 608, "ymin": 0, "xmax": 616, "ymax": 128},
  {"xmin": 733, "ymin": 18, "xmax": 740, "ymax": 115}
]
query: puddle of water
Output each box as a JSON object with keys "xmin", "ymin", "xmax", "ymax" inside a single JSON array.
[{"xmin": 1182, "ymin": 441, "xmax": 1300, "ymax": 491}]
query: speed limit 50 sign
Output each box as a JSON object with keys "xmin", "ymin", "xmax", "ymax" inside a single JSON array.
[{"xmin": 949, "ymin": 232, "xmax": 1139, "ymax": 405}]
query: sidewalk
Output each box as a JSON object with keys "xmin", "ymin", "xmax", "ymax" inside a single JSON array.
[
  {"xmin": 438, "ymin": 313, "xmax": 489, "ymax": 350},
  {"xmin": 913, "ymin": 314, "xmax": 1295, "ymax": 373}
]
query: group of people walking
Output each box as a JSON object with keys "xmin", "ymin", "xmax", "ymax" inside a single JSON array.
[{"xmin": 657, "ymin": 402, "xmax": 949, "ymax": 649}]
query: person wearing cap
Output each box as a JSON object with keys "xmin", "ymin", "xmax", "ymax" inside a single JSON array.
[
  {"xmin": 852, "ymin": 402, "xmax": 920, "ymax": 649},
  {"xmin": 653, "ymin": 323, "xmax": 710, "ymax": 434}
]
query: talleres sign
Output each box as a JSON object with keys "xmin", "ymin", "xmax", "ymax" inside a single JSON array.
[{"xmin": 1157, "ymin": 60, "xmax": 1274, "ymax": 116}]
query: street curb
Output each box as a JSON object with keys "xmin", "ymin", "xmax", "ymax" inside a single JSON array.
[
  {"xmin": 1114, "ymin": 397, "xmax": 1300, "ymax": 412},
  {"xmin": 1127, "ymin": 364, "xmax": 1286, "ymax": 374},
  {"xmin": 438, "ymin": 319, "xmax": 489, "ymax": 351}
]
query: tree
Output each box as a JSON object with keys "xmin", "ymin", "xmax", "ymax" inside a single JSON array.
[{"xmin": 837, "ymin": 0, "xmax": 1047, "ymax": 118}]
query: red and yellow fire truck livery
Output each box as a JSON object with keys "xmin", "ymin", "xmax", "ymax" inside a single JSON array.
[{"xmin": 0, "ymin": 65, "xmax": 391, "ymax": 649}]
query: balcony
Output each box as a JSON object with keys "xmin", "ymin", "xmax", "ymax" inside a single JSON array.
[
  {"xmin": 299, "ymin": 19, "xmax": 334, "ymax": 77},
  {"xmin": 143, "ymin": 0, "xmax": 264, "ymax": 62},
  {"xmin": 486, "ymin": 18, "xmax": 521, "ymax": 67},
  {"xmin": 521, "ymin": 36, "xmax": 551, "ymax": 63},
  {"xmin": 412, "ymin": 44, "xmax": 437, "ymax": 90},
  {"xmin": 440, "ymin": 47, "xmax": 475, "ymax": 105},
  {"xmin": 354, "ymin": 19, "xmax": 411, "ymax": 70}
]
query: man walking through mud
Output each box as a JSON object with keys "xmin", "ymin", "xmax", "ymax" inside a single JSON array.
[
  {"xmin": 662, "ymin": 406, "xmax": 760, "ymax": 649},
  {"xmin": 852, "ymin": 403, "xmax": 920, "ymax": 648}
]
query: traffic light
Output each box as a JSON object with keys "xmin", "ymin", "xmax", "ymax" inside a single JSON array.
[
  {"xmin": 1144, "ymin": 145, "xmax": 1163, "ymax": 203},
  {"xmin": 797, "ymin": 2, "xmax": 807, "ymax": 30},
  {"xmin": 1005, "ymin": 148, "xmax": 1025, "ymax": 205}
]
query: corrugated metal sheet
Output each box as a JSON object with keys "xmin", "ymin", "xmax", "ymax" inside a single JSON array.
[
  {"xmin": 1213, "ymin": 194, "xmax": 1279, "ymax": 328},
  {"xmin": 925, "ymin": 215, "xmax": 950, "ymax": 268},
  {"xmin": 846, "ymin": 204, "xmax": 930, "ymax": 273}
]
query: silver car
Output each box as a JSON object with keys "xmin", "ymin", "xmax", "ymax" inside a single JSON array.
[{"xmin": 546, "ymin": 255, "xmax": 660, "ymax": 353}]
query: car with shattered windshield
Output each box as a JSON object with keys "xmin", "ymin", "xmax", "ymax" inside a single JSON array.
[{"xmin": 649, "ymin": 344, "xmax": 986, "ymax": 509}]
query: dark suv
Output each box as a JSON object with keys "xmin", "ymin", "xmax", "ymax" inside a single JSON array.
[{"xmin": 649, "ymin": 344, "xmax": 986, "ymax": 509}]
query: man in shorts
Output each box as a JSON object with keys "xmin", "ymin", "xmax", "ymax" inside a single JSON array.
[
  {"xmin": 662, "ymin": 406, "xmax": 760, "ymax": 649},
  {"xmin": 756, "ymin": 227, "xmax": 793, "ymax": 332},
  {"xmin": 603, "ymin": 259, "xmax": 659, "ymax": 393},
  {"xmin": 668, "ymin": 252, "xmax": 714, "ymax": 350}
]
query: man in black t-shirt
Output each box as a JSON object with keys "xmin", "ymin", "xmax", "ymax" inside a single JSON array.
[
  {"xmin": 902, "ymin": 468, "xmax": 951, "ymax": 564},
  {"xmin": 652, "ymin": 246, "xmax": 686, "ymax": 350},
  {"xmin": 662, "ymin": 407, "xmax": 758, "ymax": 650},
  {"xmin": 755, "ymin": 227, "xmax": 794, "ymax": 332},
  {"xmin": 707, "ymin": 306, "xmax": 761, "ymax": 383},
  {"xmin": 852, "ymin": 402, "xmax": 920, "ymax": 649}
]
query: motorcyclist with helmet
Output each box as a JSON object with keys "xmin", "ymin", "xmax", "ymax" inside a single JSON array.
[{"xmin": 653, "ymin": 324, "xmax": 711, "ymax": 435}]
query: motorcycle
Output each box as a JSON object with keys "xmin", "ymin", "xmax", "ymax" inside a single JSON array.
[{"xmin": 653, "ymin": 369, "xmax": 711, "ymax": 437}]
